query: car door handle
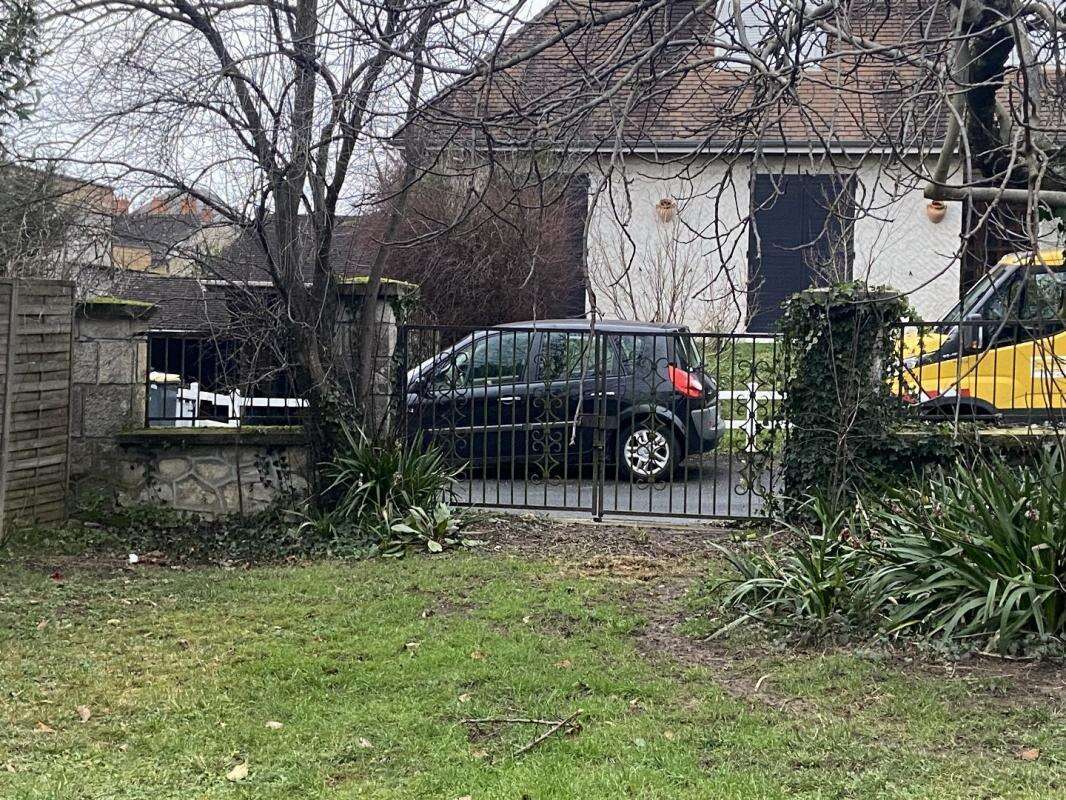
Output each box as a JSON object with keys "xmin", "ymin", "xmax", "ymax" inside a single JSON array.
[{"xmin": 498, "ymin": 396, "xmax": 520, "ymax": 403}]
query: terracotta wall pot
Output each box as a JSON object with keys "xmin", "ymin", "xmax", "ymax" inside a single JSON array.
[
  {"xmin": 656, "ymin": 198, "xmax": 677, "ymax": 224},
  {"xmin": 926, "ymin": 200, "xmax": 947, "ymax": 224}
]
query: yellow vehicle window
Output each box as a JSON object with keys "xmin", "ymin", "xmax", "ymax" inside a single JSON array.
[{"xmin": 1020, "ymin": 272, "xmax": 1066, "ymax": 323}]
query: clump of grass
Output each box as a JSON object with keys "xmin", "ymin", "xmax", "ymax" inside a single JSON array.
[
  {"xmin": 716, "ymin": 498, "xmax": 868, "ymax": 632},
  {"xmin": 326, "ymin": 424, "xmax": 458, "ymax": 528},
  {"xmin": 869, "ymin": 447, "xmax": 1066, "ymax": 653},
  {"xmin": 293, "ymin": 424, "xmax": 469, "ymax": 556}
]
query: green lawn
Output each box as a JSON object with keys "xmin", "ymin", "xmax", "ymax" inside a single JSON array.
[{"xmin": 1, "ymin": 531, "xmax": 1063, "ymax": 799}]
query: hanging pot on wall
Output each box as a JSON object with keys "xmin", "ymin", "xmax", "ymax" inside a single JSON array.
[
  {"xmin": 656, "ymin": 197, "xmax": 677, "ymax": 224},
  {"xmin": 926, "ymin": 200, "xmax": 947, "ymax": 224}
]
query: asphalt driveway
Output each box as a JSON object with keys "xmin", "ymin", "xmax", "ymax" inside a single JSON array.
[{"xmin": 453, "ymin": 456, "xmax": 771, "ymax": 520}]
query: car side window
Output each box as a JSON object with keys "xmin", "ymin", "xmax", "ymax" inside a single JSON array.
[
  {"xmin": 434, "ymin": 331, "xmax": 531, "ymax": 390},
  {"xmin": 1020, "ymin": 271, "xmax": 1066, "ymax": 324},
  {"xmin": 616, "ymin": 335, "xmax": 670, "ymax": 373},
  {"xmin": 539, "ymin": 333, "xmax": 593, "ymax": 381},
  {"xmin": 536, "ymin": 332, "xmax": 626, "ymax": 381}
]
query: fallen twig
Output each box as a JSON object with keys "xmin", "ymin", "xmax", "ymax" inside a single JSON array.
[
  {"xmin": 461, "ymin": 717, "xmax": 565, "ymax": 726},
  {"xmin": 513, "ymin": 710, "xmax": 582, "ymax": 756},
  {"xmin": 976, "ymin": 650, "xmax": 1040, "ymax": 662}
]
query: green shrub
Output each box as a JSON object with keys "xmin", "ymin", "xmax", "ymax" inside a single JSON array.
[
  {"xmin": 714, "ymin": 497, "xmax": 875, "ymax": 637},
  {"xmin": 324, "ymin": 426, "xmax": 458, "ymax": 539},
  {"xmin": 716, "ymin": 448, "xmax": 1066, "ymax": 654},
  {"xmin": 867, "ymin": 447, "xmax": 1066, "ymax": 652}
]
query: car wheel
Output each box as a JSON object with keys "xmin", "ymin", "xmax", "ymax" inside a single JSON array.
[{"xmin": 618, "ymin": 423, "xmax": 677, "ymax": 482}]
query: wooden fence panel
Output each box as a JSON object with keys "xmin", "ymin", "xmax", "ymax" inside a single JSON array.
[{"xmin": 0, "ymin": 279, "xmax": 74, "ymax": 536}]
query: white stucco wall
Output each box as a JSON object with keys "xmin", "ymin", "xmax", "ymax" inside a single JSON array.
[
  {"xmin": 586, "ymin": 153, "xmax": 964, "ymax": 331},
  {"xmin": 852, "ymin": 158, "xmax": 962, "ymax": 320}
]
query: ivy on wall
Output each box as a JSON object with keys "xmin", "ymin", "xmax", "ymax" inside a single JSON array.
[{"xmin": 778, "ymin": 282, "xmax": 915, "ymax": 515}]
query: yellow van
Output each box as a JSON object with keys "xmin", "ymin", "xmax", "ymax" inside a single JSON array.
[{"xmin": 899, "ymin": 249, "xmax": 1066, "ymax": 420}]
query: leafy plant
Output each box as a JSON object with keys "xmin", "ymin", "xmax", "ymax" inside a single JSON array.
[
  {"xmin": 865, "ymin": 447, "xmax": 1066, "ymax": 652},
  {"xmin": 0, "ymin": 0, "xmax": 39, "ymax": 128},
  {"xmin": 325, "ymin": 424, "xmax": 461, "ymax": 546},
  {"xmin": 714, "ymin": 497, "xmax": 875, "ymax": 636},
  {"xmin": 385, "ymin": 502, "xmax": 484, "ymax": 556},
  {"xmin": 715, "ymin": 448, "xmax": 1066, "ymax": 654}
]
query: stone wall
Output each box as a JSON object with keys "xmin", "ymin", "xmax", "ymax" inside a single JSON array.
[
  {"xmin": 114, "ymin": 429, "xmax": 307, "ymax": 516},
  {"xmin": 68, "ymin": 280, "xmax": 413, "ymax": 515},
  {"xmin": 70, "ymin": 298, "xmax": 155, "ymax": 493}
]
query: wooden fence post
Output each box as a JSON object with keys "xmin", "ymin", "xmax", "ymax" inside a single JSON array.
[{"xmin": 0, "ymin": 281, "xmax": 20, "ymax": 540}]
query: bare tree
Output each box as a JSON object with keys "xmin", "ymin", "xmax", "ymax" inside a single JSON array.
[
  {"xmin": 34, "ymin": 0, "xmax": 545, "ymax": 499},
  {"xmin": 24, "ymin": 0, "xmax": 1066, "ymax": 497}
]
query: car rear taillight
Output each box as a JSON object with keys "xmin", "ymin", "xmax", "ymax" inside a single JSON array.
[{"xmin": 667, "ymin": 364, "xmax": 703, "ymax": 399}]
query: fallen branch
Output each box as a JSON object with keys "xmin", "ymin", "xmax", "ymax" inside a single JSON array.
[
  {"xmin": 513, "ymin": 710, "xmax": 582, "ymax": 756},
  {"xmin": 461, "ymin": 717, "xmax": 566, "ymax": 726}
]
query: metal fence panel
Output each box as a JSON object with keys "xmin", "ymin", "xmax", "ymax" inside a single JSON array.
[{"xmin": 398, "ymin": 323, "xmax": 784, "ymax": 521}]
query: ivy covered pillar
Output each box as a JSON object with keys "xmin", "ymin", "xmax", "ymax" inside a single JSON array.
[{"xmin": 778, "ymin": 284, "xmax": 909, "ymax": 516}]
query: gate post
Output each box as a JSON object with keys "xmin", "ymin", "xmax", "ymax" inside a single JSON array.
[
  {"xmin": 591, "ymin": 329, "xmax": 606, "ymax": 521},
  {"xmin": 392, "ymin": 323, "xmax": 408, "ymax": 439},
  {"xmin": 778, "ymin": 284, "xmax": 908, "ymax": 516}
]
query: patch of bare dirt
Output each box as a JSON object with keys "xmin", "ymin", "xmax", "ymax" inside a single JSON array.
[{"xmin": 471, "ymin": 512, "xmax": 734, "ymax": 566}]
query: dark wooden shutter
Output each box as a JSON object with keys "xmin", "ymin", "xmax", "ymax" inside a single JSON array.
[{"xmin": 747, "ymin": 173, "xmax": 855, "ymax": 332}]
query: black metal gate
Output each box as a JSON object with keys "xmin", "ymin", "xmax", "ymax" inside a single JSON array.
[{"xmin": 396, "ymin": 323, "xmax": 785, "ymax": 522}]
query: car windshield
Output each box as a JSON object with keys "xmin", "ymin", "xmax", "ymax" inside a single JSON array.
[
  {"xmin": 674, "ymin": 331, "xmax": 699, "ymax": 368},
  {"xmin": 940, "ymin": 264, "xmax": 1015, "ymax": 324}
]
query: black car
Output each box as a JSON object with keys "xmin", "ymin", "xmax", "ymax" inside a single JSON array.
[{"xmin": 403, "ymin": 319, "xmax": 721, "ymax": 481}]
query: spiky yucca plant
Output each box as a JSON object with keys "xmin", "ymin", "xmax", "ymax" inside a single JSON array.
[{"xmin": 867, "ymin": 447, "xmax": 1066, "ymax": 651}]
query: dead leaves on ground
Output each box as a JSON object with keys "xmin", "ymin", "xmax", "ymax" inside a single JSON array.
[
  {"xmin": 1018, "ymin": 746, "xmax": 1041, "ymax": 762},
  {"xmin": 225, "ymin": 762, "xmax": 249, "ymax": 782},
  {"xmin": 567, "ymin": 554, "xmax": 677, "ymax": 582}
]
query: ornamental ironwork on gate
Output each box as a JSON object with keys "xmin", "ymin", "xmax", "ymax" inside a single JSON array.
[{"xmin": 394, "ymin": 321, "xmax": 786, "ymax": 522}]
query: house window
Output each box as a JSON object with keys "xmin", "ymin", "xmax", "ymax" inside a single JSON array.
[{"xmin": 715, "ymin": 0, "xmax": 828, "ymax": 69}]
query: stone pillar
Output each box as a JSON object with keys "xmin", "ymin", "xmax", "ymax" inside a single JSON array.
[
  {"xmin": 333, "ymin": 278, "xmax": 414, "ymax": 433},
  {"xmin": 70, "ymin": 297, "xmax": 156, "ymax": 494}
]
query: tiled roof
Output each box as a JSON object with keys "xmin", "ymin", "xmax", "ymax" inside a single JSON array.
[
  {"xmin": 112, "ymin": 214, "xmax": 209, "ymax": 267},
  {"xmin": 81, "ymin": 215, "xmax": 380, "ymax": 332},
  {"xmin": 421, "ymin": 0, "xmax": 956, "ymax": 150},
  {"xmin": 209, "ymin": 216, "xmax": 372, "ymax": 283},
  {"xmin": 78, "ymin": 266, "xmax": 228, "ymax": 332}
]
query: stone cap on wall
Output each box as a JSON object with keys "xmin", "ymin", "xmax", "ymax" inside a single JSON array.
[
  {"xmin": 116, "ymin": 426, "xmax": 305, "ymax": 448},
  {"xmin": 337, "ymin": 276, "xmax": 417, "ymax": 298},
  {"xmin": 77, "ymin": 296, "xmax": 158, "ymax": 320}
]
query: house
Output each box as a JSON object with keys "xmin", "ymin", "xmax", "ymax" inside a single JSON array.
[
  {"xmin": 419, "ymin": 0, "xmax": 1054, "ymax": 332},
  {"xmin": 0, "ymin": 165, "xmax": 116, "ymax": 280},
  {"xmin": 111, "ymin": 192, "xmax": 236, "ymax": 276}
]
